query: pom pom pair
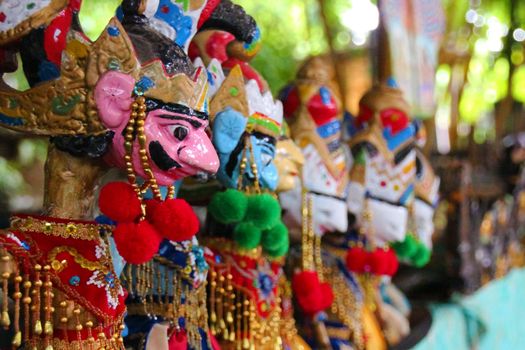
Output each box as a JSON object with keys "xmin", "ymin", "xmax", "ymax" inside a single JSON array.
[
  {"xmin": 345, "ymin": 246, "xmax": 398, "ymax": 277},
  {"xmin": 209, "ymin": 190, "xmax": 281, "ymax": 229},
  {"xmin": 292, "ymin": 271, "xmax": 334, "ymax": 315},
  {"xmin": 391, "ymin": 234, "xmax": 431, "ymax": 267},
  {"xmin": 209, "ymin": 190, "xmax": 288, "ymax": 257},
  {"xmin": 99, "ymin": 182, "xmax": 200, "ymax": 264}
]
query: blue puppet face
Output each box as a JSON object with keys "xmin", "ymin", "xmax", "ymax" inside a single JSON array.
[{"xmin": 213, "ymin": 108, "xmax": 279, "ymax": 191}]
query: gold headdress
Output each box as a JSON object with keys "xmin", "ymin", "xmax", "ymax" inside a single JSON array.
[
  {"xmin": 0, "ymin": 0, "xmax": 69, "ymax": 45},
  {"xmin": 209, "ymin": 65, "xmax": 283, "ymax": 138},
  {"xmin": 0, "ymin": 18, "xmax": 208, "ymax": 136}
]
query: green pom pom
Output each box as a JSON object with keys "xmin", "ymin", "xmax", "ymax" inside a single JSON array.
[
  {"xmin": 233, "ymin": 222, "xmax": 262, "ymax": 249},
  {"xmin": 261, "ymin": 221, "xmax": 289, "ymax": 252},
  {"xmin": 411, "ymin": 245, "xmax": 431, "ymax": 267},
  {"xmin": 265, "ymin": 233, "xmax": 289, "ymax": 258},
  {"xmin": 244, "ymin": 193, "xmax": 281, "ymax": 230},
  {"xmin": 392, "ymin": 234, "xmax": 418, "ymax": 259},
  {"xmin": 209, "ymin": 189, "xmax": 248, "ymax": 224}
]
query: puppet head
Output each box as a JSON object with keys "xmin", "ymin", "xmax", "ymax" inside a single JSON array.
[
  {"xmin": 0, "ymin": 8, "xmax": 220, "ymax": 187},
  {"xmin": 279, "ymin": 56, "xmax": 349, "ymax": 236},
  {"xmin": 347, "ymin": 84, "xmax": 416, "ymax": 245},
  {"xmin": 210, "ymin": 65, "xmax": 282, "ymax": 191},
  {"xmin": 275, "ymin": 122, "xmax": 304, "ymax": 192}
]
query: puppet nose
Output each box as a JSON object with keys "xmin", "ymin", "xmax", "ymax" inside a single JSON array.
[{"xmin": 178, "ymin": 131, "xmax": 219, "ymax": 174}]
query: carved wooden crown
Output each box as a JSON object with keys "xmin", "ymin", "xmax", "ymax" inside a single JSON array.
[{"xmin": 0, "ymin": 17, "xmax": 208, "ymax": 136}]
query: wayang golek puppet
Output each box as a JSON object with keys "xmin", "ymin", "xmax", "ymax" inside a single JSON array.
[
  {"xmin": 104, "ymin": 1, "xmax": 261, "ymax": 349},
  {"xmin": 344, "ymin": 84, "xmax": 439, "ymax": 347},
  {"xmin": 0, "ymin": 0, "xmax": 225, "ymax": 348},
  {"xmin": 189, "ymin": 24, "xmax": 308, "ymax": 348},
  {"xmin": 280, "ymin": 56, "xmax": 372, "ymax": 350}
]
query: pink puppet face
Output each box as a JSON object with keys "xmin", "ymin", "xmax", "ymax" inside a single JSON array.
[{"xmin": 94, "ymin": 71, "xmax": 219, "ymax": 186}]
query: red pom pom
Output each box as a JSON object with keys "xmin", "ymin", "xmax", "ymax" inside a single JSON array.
[
  {"xmin": 384, "ymin": 248, "xmax": 399, "ymax": 276},
  {"xmin": 168, "ymin": 329, "xmax": 188, "ymax": 350},
  {"xmin": 292, "ymin": 270, "xmax": 320, "ymax": 293},
  {"xmin": 318, "ymin": 282, "xmax": 335, "ymax": 310},
  {"xmin": 370, "ymin": 248, "xmax": 391, "ymax": 276},
  {"xmin": 346, "ymin": 246, "xmax": 369, "ymax": 273},
  {"xmin": 148, "ymin": 199, "xmax": 199, "ymax": 242},
  {"xmin": 292, "ymin": 271, "xmax": 329, "ymax": 315},
  {"xmin": 113, "ymin": 221, "xmax": 161, "ymax": 264},
  {"xmin": 99, "ymin": 182, "xmax": 141, "ymax": 223}
]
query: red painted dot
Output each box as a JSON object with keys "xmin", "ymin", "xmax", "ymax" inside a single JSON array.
[
  {"xmin": 380, "ymin": 181, "xmax": 386, "ymax": 187},
  {"xmin": 0, "ymin": 12, "xmax": 6, "ymax": 23},
  {"xmin": 161, "ymin": 5, "xmax": 170, "ymax": 13}
]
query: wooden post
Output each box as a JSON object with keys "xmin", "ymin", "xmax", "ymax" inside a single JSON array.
[
  {"xmin": 375, "ymin": 0, "xmax": 391, "ymax": 83},
  {"xmin": 43, "ymin": 145, "xmax": 106, "ymax": 220}
]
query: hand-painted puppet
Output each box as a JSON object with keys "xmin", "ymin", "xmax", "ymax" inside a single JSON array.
[
  {"xmin": 107, "ymin": 1, "xmax": 261, "ymax": 349},
  {"xmin": 279, "ymin": 56, "xmax": 372, "ymax": 350},
  {"xmin": 0, "ymin": 1, "xmax": 221, "ymax": 349}
]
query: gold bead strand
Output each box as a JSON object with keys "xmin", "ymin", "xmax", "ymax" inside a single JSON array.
[
  {"xmin": 237, "ymin": 144, "xmax": 249, "ymax": 191},
  {"xmin": 0, "ymin": 251, "xmax": 11, "ymax": 331},
  {"xmin": 147, "ymin": 261, "xmax": 154, "ymax": 315},
  {"xmin": 1, "ymin": 270, "xmax": 10, "ymax": 329},
  {"xmin": 307, "ymin": 194, "xmax": 315, "ymax": 272},
  {"xmin": 247, "ymin": 136, "xmax": 261, "ymax": 194},
  {"xmin": 314, "ymin": 233, "xmax": 323, "ymax": 281},
  {"xmin": 58, "ymin": 300, "xmax": 69, "ymax": 343},
  {"xmin": 85, "ymin": 320, "xmax": 95, "ymax": 349},
  {"xmin": 124, "ymin": 99, "xmax": 141, "ymax": 196},
  {"xmin": 209, "ymin": 268, "xmax": 217, "ymax": 336},
  {"xmin": 248, "ymin": 300, "xmax": 256, "ymax": 350},
  {"xmin": 22, "ymin": 275, "xmax": 31, "ymax": 344},
  {"xmin": 242, "ymin": 296, "xmax": 250, "ymax": 349},
  {"xmin": 135, "ymin": 96, "xmax": 162, "ymax": 200},
  {"xmin": 235, "ymin": 297, "xmax": 242, "ymax": 350},
  {"xmin": 217, "ymin": 274, "xmax": 226, "ymax": 336},
  {"xmin": 12, "ymin": 275, "xmax": 22, "ymax": 347},
  {"xmin": 42, "ymin": 265, "xmax": 54, "ymax": 348},
  {"xmin": 301, "ymin": 189, "xmax": 309, "ymax": 270},
  {"xmin": 156, "ymin": 263, "xmax": 163, "ymax": 310},
  {"xmin": 227, "ymin": 274, "xmax": 236, "ymax": 342},
  {"xmin": 126, "ymin": 264, "xmax": 133, "ymax": 297},
  {"xmin": 167, "ymin": 185, "xmax": 175, "ymax": 200},
  {"xmin": 32, "ymin": 265, "xmax": 42, "ymax": 337}
]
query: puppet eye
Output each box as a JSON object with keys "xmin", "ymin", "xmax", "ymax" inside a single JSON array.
[
  {"xmin": 261, "ymin": 152, "xmax": 273, "ymax": 166},
  {"xmin": 172, "ymin": 125, "xmax": 188, "ymax": 141}
]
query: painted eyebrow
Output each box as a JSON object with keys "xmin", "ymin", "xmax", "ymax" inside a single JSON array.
[
  {"xmin": 145, "ymin": 97, "xmax": 209, "ymax": 121},
  {"xmin": 158, "ymin": 114, "xmax": 202, "ymax": 129},
  {"xmin": 260, "ymin": 143, "xmax": 276, "ymax": 153}
]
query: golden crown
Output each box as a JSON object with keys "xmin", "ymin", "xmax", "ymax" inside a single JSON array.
[{"xmin": 0, "ymin": 17, "xmax": 208, "ymax": 136}]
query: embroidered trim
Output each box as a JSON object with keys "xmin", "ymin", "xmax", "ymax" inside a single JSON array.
[
  {"xmin": 10, "ymin": 215, "xmax": 112, "ymax": 241},
  {"xmin": 48, "ymin": 246, "xmax": 109, "ymax": 273}
]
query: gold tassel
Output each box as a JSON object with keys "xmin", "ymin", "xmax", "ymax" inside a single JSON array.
[
  {"xmin": 1, "ymin": 271, "xmax": 10, "ymax": 328},
  {"xmin": 59, "ymin": 300, "xmax": 69, "ymax": 343},
  {"xmin": 43, "ymin": 265, "xmax": 54, "ymax": 348},
  {"xmin": 209, "ymin": 268, "xmax": 217, "ymax": 335},
  {"xmin": 218, "ymin": 274, "xmax": 226, "ymax": 334},
  {"xmin": 11, "ymin": 331, "xmax": 21, "ymax": 347},
  {"xmin": 242, "ymin": 295, "xmax": 250, "ymax": 349},
  {"xmin": 22, "ymin": 275, "xmax": 31, "ymax": 343},
  {"xmin": 33, "ymin": 264, "xmax": 43, "ymax": 335},
  {"xmin": 126, "ymin": 264, "xmax": 133, "ymax": 296},
  {"xmin": 12, "ymin": 275, "xmax": 22, "ymax": 347}
]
